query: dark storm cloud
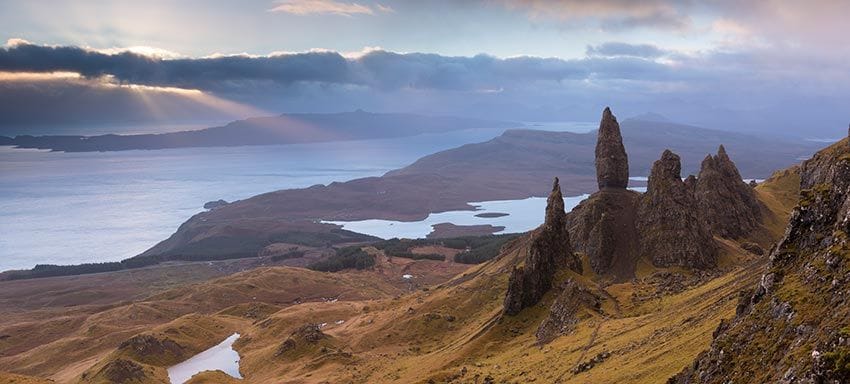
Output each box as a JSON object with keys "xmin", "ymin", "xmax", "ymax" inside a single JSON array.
[
  {"xmin": 0, "ymin": 42, "xmax": 682, "ymax": 93},
  {"xmin": 0, "ymin": 42, "xmax": 352, "ymax": 89},
  {"xmin": 1, "ymin": 41, "xmax": 848, "ymax": 138}
]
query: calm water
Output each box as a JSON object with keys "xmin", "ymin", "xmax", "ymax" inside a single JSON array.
[
  {"xmin": 0, "ymin": 128, "xmax": 516, "ymax": 271},
  {"xmin": 327, "ymin": 186, "xmax": 649, "ymax": 239},
  {"xmin": 325, "ymin": 196, "xmax": 589, "ymax": 239},
  {"xmin": 167, "ymin": 333, "xmax": 242, "ymax": 384}
]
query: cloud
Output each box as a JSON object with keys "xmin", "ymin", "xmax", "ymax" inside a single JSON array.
[
  {"xmin": 5, "ymin": 38, "xmax": 32, "ymax": 47},
  {"xmin": 1, "ymin": 40, "xmax": 848, "ymax": 138},
  {"xmin": 500, "ymin": 0, "xmax": 691, "ymax": 30},
  {"xmin": 0, "ymin": 41, "xmax": 689, "ymax": 93},
  {"xmin": 268, "ymin": 0, "xmax": 377, "ymax": 16},
  {"xmin": 586, "ymin": 42, "xmax": 669, "ymax": 59},
  {"xmin": 0, "ymin": 76, "xmax": 261, "ymax": 132},
  {"xmin": 94, "ymin": 46, "xmax": 184, "ymax": 59},
  {"xmin": 375, "ymin": 3, "xmax": 394, "ymax": 13}
]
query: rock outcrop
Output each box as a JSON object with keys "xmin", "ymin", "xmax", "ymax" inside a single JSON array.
[
  {"xmin": 535, "ymin": 279, "xmax": 600, "ymax": 344},
  {"xmin": 671, "ymin": 137, "xmax": 850, "ymax": 384},
  {"xmin": 638, "ymin": 150, "xmax": 718, "ymax": 268},
  {"xmin": 595, "ymin": 107, "xmax": 629, "ymax": 190},
  {"xmin": 504, "ymin": 178, "xmax": 581, "ymax": 315},
  {"xmin": 203, "ymin": 199, "xmax": 229, "ymax": 210},
  {"xmin": 694, "ymin": 145, "xmax": 762, "ymax": 238},
  {"xmin": 275, "ymin": 323, "xmax": 328, "ymax": 357},
  {"xmin": 117, "ymin": 334, "xmax": 183, "ymax": 364}
]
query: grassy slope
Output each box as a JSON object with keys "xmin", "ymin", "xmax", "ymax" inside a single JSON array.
[
  {"xmin": 223, "ymin": 168, "xmax": 799, "ymax": 383},
  {"xmin": 0, "ymin": 168, "xmax": 800, "ymax": 383}
]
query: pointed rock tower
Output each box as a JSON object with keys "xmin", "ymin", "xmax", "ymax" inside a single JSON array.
[
  {"xmin": 567, "ymin": 107, "xmax": 640, "ymax": 280},
  {"xmin": 503, "ymin": 178, "xmax": 581, "ymax": 315},
  {"xmin": 595, "ymin": 107, "xmax": 629, "ymax": 190},
  {"xmin": 694, "ymin": 145, "xmax": 762, "ymax": 238},
  {"xmin": 638, "ymin": 150, "xmax": 717, "ymax": 268}
]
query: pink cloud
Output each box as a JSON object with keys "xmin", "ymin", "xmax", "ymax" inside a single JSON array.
[{"xmin": 268, "ymin": 0, "xmax": 376, "ymax": 17}]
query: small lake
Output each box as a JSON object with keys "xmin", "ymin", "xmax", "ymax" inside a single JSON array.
[
  {"xmin": 325, "ymin": 182, "xmax": 708, "ymax": 239},
  {"xmin": 167, "ymin": 333, "xmax": 242, "ymax": 384},
  {"xmin": 325, "ymin": 195, "xmax": 591, "ymax": 239}
]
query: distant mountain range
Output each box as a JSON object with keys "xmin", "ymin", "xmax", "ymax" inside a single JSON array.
[{"xmin": 0, "ymin": 110, "xmax": 518, "ymax": 152}]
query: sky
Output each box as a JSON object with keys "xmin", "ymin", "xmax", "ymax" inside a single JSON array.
[{"xmin": 0, "ymin": 0, "xmax": 848, "ymax": 137}]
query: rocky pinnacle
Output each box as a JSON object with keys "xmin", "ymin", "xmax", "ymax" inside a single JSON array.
[
  {"xmin": 638, "ymin": 150, "xmax": 717, "ymax": 268},
  {"xmin": 595, "ymin": 107, "xmax": 629, "ymax": 189},
  {"xmin": 503, "ymin": 177, "xmax": 580, "ymax": 315}
]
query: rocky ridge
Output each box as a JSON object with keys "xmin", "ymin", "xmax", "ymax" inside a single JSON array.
[{"xmin": 671, "ymin": 136, "xmax": 850, "ymax": 383}]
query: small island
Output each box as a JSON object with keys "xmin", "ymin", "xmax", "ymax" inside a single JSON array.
[{"xmin": 474, "ymin": 212, "xmax": 509, "ymax": 218}]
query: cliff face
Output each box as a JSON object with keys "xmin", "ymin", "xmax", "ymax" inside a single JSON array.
[
  {"xmin": 695, "ymin": 145, "xmax": 762, "ymax": 238},
  {"xmin": 503, "ymin": 178, "xmax": 581, "ymax": 315},
  {"xmin": 638, "ymin": 150, "xmax": 718, "ymax": 268},
  {"xmin": 671, "ymin": 138, "xmax": 850, "ymax": 384},
  {"xmin": 595, "ymin": 107, "xmax": 630, "ymax": 189}
]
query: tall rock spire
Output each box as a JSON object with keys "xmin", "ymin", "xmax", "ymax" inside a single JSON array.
[
  {"xmin": 503, "ymin": 177, "xmax": 581, "ymax": 316},
  {"xmin": 544, "ymin": 177, "xmax": 566, "ymax": 230},
  {"xmin": 595, "ymin": 107, "xmax": 629, "ymax": 190}
]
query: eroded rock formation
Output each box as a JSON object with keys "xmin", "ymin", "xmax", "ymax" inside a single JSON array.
[
  {"xmin": 568, "ymin": 107, "xmax": 640, "ymax": 280},
  {"xmin": 595, "ymin": 107, "xmax": 629, "ymax": 190},
  {"xmin": 638, "ymin": 150, "xmax": 718, "ymax": 268},
  {"xmin": 567, "ymin": 189, "xmax": 640, "ymax": 279},
  {"xmin": 504, "ymin": 178, "xmax": 581, "ymax": 315},
  {"xmin": 695, "ymin": 145, "xmax": 762, "ymax": 238}
]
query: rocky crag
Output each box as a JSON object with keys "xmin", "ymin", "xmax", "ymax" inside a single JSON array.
[
  {"xmin": 638, "ymin": 150, "xmax": 718, "ymax": 269},
  {"xmin": 534, "ymin": 279, "xmax": 601, "ymax": 345},
  {"xmin": 595, "ymin": 107, "xmax": 630, "ymax": 189},
  {"xmin": 569, "ymin": 108, "xmax": 641, "ymax": 280},
  {"xmin": 671, "ymin": 136, "xmax": 850, "ymax": 383},
  {"xmin": 503, "ymin": 178, "xmax": 582, "ymax": 315},
  {"xmin": 695, "ymin": 145, "xmax": 762, "ymax": 238},
  {"xmin": 569, "ymin": 108, "xmax": 762, "ymax": 280}
]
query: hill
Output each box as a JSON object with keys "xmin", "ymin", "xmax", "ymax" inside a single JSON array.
[
  {"xmin": 0, "ymin": 107, "xmax": 828, "ymax": 383},
  {"xmin": 0, "ymin": 110, "xmax": 517, "ymax": 152},
  {"xmin": 137, "ymin": 117, "xmax": 819, "ymax": 263}
]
